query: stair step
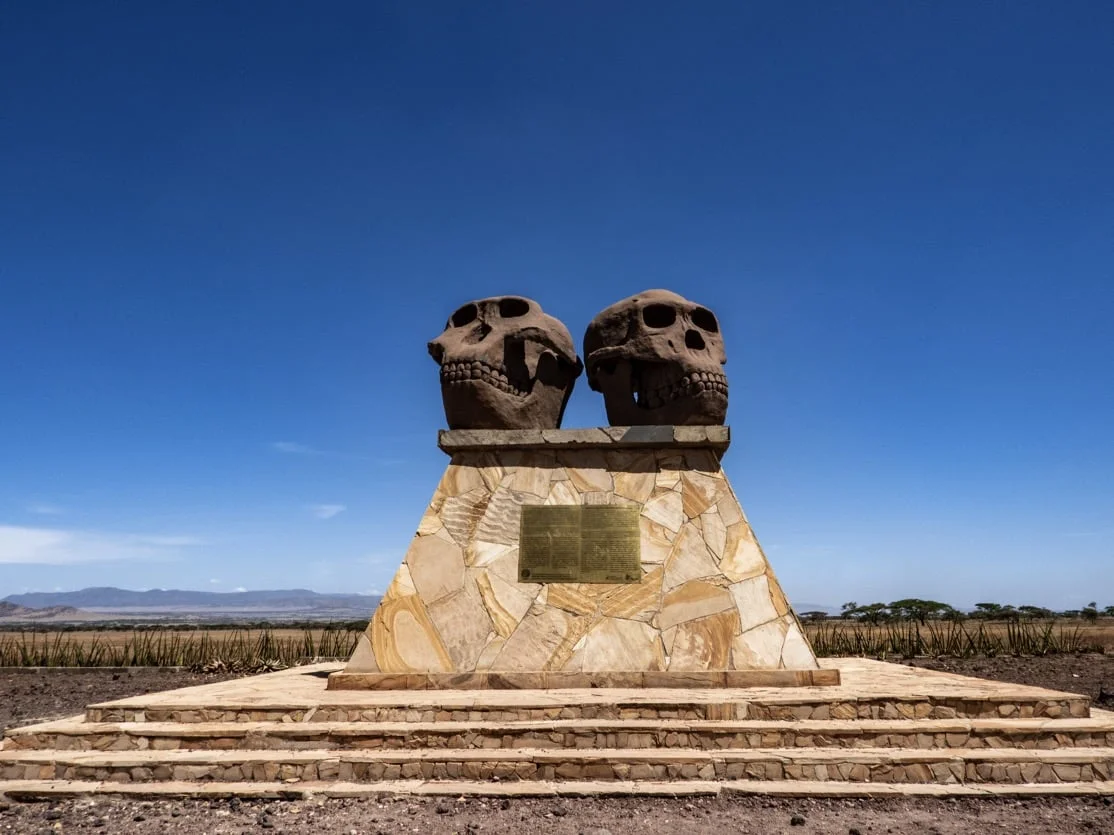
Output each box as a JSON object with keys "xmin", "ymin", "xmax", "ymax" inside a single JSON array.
[
  {"xmin": 7, "ymin": 716, "xmax": 1114, "ymax": 752},
  {"xmin": 1, "ymin": 778, "xmax": 1113, "ymax": 799},
  {"xmin": 3, "ymin": 746, "xmax": 1112, "ymax": 785},
  {"xmin": 85, "ymin": 694, "xmax": 1092, "ymax": 724}
]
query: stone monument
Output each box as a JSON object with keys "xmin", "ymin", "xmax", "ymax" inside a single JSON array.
[{"xmin": 329, "ymin": 290, "xmax": 836, "ymax": 689}]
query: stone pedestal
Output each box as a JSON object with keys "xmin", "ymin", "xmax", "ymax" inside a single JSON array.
[{"xmin": 329, "ymin": 427, "xmax": 837, "ymax": 690}]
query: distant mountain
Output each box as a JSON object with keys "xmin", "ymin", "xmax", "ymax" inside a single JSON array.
[
  {"xmin": 3, "ymin": 587, "xmax": 379, "ymax": 613},
  {"xmin": 0, "ymin": 600, "xmax": 84, "ymax": 620}
]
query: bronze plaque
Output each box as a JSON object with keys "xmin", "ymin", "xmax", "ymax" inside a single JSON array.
[{"xmin": 519, "ymin": 505, "xmax": 641, "ymax": 583}]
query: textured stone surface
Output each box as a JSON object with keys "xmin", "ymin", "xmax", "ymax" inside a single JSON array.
[
  {"xmin": 341, "ymin": 444, "xmax": 818, "ymax": 679},
  {"xmin": 439, "ymin": 426, "xmax": 731, "ymax": 453},
  {"xmin": 428, "ymin": 296, "xmax": 582, "ymax": 430},
  {"xmin": 583, "ymin": 290, "xmax": 729, "ymax": 426},
  {"xmin": 4, "ymin": 658, "xmax": 1109, "ymax": 797}
]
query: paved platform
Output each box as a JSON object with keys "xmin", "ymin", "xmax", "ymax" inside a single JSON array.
[{"xmin": 2, "ymin": 658, "xmax": 1112, "ymax": 797}]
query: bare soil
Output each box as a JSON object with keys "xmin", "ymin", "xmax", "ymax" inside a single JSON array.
[
  {"xmin": 2, "ymin": 656, "xmax": 1113, "ymax": 833},
  {"xmin": 0, "ymin": 668, "xmax": 244, "ymax": 735}
]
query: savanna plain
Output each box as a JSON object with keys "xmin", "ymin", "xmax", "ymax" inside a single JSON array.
[{"xmin": 2, "ymin": 619, "xmax": 1113, "ymax": 834}]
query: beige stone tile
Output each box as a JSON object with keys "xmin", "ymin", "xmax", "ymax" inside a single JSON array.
[
  {"xmin": 663, "ymin": 527, "xmax": 720, "ymax": 592},
  {"xmin": 475, "ymin": 571, "xmax": 535, "ymax": 638},
  {"xmin": 441, "ymin": 463, "xmax": 486, "ymax": 498},
  {"xmin": 644, "ymin": 489, "xmax": 685, "ymax": 533},
  {"xmin": 567, "ymin": 464, "xmax": 614, "ymax": 494},
  {"xmin": 680, "ymin": 471, "xmax": 724, "ymax": 518},
  {"xmin": 416, "ymin": 511, "xmax": 443, "ymax": 536},
  {"xmin": 780, "ymin": 619, "xmax": 819, "ymax": 669},
  {"xmin": 659, "ymin": 580, "xmax": 735, "ymax": 632},
  {"xmin": 731, "ymin": 618, "xmax": 788, "ymax": 669},
  {"xmin": 468, "ymin": 539, "xmax": 515, "ymax": 570},
  {"xmin": 474, "ymin": 635, "xmax": 505, "ymax": 671},
  {"xmin": 407, "ymin": 535, "xmax": 465, "ymax": 605},
  {"xmin": 661, "ymin": 625, "xmax": 678, "ymax": 657},
  {"xmin": 546, "ymin": 585, "xmax": 599, "ymax": 616},
  {"xmin": 382, "ymin": 564, "xmax": 417, "ymax": 602},
  {"xmin": 545, "ymin": 478, "xmax": 580, "ymax": 506},
  {"xmin": 510, "ymin": 466, "xmax": 551, "ymax": 499},
  {"xmin": 730, "ymin": 574, "xmax": 780, "ymax": 633},
  {"xmin": 440, "ymin": 488, "xmax": 492, "ymax": 548},
  {"xmin": 342, "ymin": 633, "xmax": 379, "ymax": 673},
  {"xmin": 614, "ymin": 470, "xmax": 657, "ymax": 504},
  {"xmin": 639, "ymin": 517, "xmax": 675, "ymax": 565},
  {"xmin": 719, "ymin": 521, "xmax": 767, "ymax": 583},
  {"xmin": 716, "ymin": 493, "xmax": 744, "ymax": 528},
  {"xmin": 569, "ymin": 617, "xmax": 664, "ymax": 673},
  {"xmin": 768, "ymin": 574, "xmax": 791, "ymax": 618},
  {"xmin": 701, "ymin": 509, "xmax": 727, "ymax": 561},
  {"xmin": 473, "ymin": 486, "xmax": 525, "ymax": 545},
  {"xmin": 491, "ymin": 608, "xmax": 583, "ymax": 672},
  {"xmin": 599, "ymin": 567, "xmax": 663, "ymax": 622},
  {"xmin": 656, "ymin": 467, "xmax": 682, "ymax": 490},
  {"xmin": 427, "ymin": 579, "xmax": 495, "ymax": 671},
  {"xmin": 668, "ymin": 610, "xmax": 739, "ymax": 670},
  {"xmin": 370, "ymin": 596, "xmax": 453, "ymax": 673}
]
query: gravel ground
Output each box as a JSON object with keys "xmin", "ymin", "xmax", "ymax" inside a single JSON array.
[
  {"xmin": 1, "ymin": 794, "xmax": 1112, "ymax": 835},
  {"xmin": 0, "ymin": 668, "xmax": 244, "ymax": 735},
  {"xmin": 2, "ymin": 655, "xmax": 1113, "ymax": 833}
]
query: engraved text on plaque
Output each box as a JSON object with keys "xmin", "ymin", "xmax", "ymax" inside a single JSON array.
[{"xmin": 519, "ymin": 505, "xmax": 641, "ymax": 583}]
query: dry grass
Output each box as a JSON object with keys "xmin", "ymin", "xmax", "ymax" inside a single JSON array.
[
  {"xmin": 803, "ymin": 618, "xmax": 1114, "ymax": 658},
  {"xmin": 0, "ymin": 627, "xmax": 362, "ymax": 668},
  {"xmin": 2, "ymin": 619, "xmax": 1111, "ymax": 668}
]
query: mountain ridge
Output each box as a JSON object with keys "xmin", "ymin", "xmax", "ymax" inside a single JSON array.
[{"xmin": 3, "ymin": 587, "xmax": 379, "ymax": 610}]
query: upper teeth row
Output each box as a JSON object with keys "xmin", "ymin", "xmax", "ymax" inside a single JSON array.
[{"xmin": 441, "ymin": 360, "xmax": 527, "ymax": 396}]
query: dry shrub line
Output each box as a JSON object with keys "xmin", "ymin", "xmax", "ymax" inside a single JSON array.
[
  {"xmin": 805, "ymin": 619, "xmax": 1104, "ymax": 659},
  {"xmin": 0, "ymin": 627, "xmax": 362, "ymax": 670},
  {"xmin": 0, "ymin": 620, "xmax": 1106, "ymax": 668}
]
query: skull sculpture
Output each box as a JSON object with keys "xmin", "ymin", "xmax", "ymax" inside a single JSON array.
[
  {"xmin": 583, "ymin": 289, "xmax": 728, "ymax": 426},
  {"xmin": 428, "ymin": 296, "xmax": 583, "ymax": 430}
]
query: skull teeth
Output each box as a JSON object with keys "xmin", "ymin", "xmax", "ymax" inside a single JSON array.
[
  {"xmin": 636, "ymin": 371, "xmax": 728, "ymax": 409},
  {"xmin": 440, "ymin": 360, "xmax": 529, "ymax": 398}
]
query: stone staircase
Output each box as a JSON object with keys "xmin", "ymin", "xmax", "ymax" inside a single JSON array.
[{"xmin": 2, "ymin": 658, "xmax": 1113, "ymax": 798}]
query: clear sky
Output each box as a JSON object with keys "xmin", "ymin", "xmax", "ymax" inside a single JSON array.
[{"xmin": 2, "ymin": 2, "xmax": 1112, "ymax": 611}]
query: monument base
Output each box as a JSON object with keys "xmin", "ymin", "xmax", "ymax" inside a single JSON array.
[
  {"xmin": 327, "ymin": 668, "xmax": 840, "ymax": 691},
  {"xmin": 3, "ymin": 658, "xmax": 1111, "ymax": 797},
  {"xmin": 335, "ymin": 427, "xmax": 835, "ymax": 690}
]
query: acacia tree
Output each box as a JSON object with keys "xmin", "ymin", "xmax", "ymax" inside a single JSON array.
[
  {"xmin": 974, "ymin": 602, "xmax": 1020, "ymax": 621},
  {"xmin": 843, "ymin": 602, "xmax": 890, "ymax": 625},
  {"xmin": 797, "ymin": 610, "xmax": 830, "ymax": 623},
  {"xmin": 1082, "ymin": 602, "xmax": 1099, "ymax": 624},
  {"xmin": 888, "ymin": 599, "xmax": 958, "ymax": 625}
]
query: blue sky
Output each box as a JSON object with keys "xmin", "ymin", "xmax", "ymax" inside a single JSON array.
[{"xmin": 2, "ymin": 2, "xmax": 1111, "ymax": 610}]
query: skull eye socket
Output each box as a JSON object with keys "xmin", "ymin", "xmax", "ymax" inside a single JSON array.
[
  {"xmin": 498, "ymin": 297, "xmax": 530, "ymax": 318},
  {"xmin": 450, "ymin": 303, "xmax": 478, "ymax": 328},
  {"xmin": 642, "ymin": 304, "xmax": 676, "ymax": 328},
  {"xmin": 691, "ymin": 307, "xmax": 719, "ymax": 333}
]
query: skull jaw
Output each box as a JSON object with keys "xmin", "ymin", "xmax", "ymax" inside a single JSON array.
[
  {"xmin": 440, "ymin": 379, "xmax": 571, "ymax": 430},
  {"xmin": 602, "ymin": 388, "xmax": 728, "ymax": 426}
]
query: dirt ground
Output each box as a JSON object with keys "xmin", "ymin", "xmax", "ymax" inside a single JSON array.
[{"xmin": 1, "ymin": 655, "xmax": 1113, "ymax": 833}]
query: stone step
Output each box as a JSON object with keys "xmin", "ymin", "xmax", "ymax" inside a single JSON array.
[
  {"xmin": 1, "ymin": 778, "xmax": 1113, "ymax": 799},
  {"xmin": 7, "ymin": 716, "xmax": 1114, "ymax": 753},
  {"xmin": 85, "ymin": 692, "xmax": 1092, "ymax": 724},
  {"xmin": 3, "ymin": 746, "xmax": 1112, "ymax": 785}
]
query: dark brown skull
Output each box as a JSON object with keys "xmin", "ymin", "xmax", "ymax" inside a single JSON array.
[
  {"xmin": 583, "ymin": 289, "xmax": 727, "ymax": 426},
  {"xmin": 428, "ymin": 296, "xmax": 583, "ymax": 430}
]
